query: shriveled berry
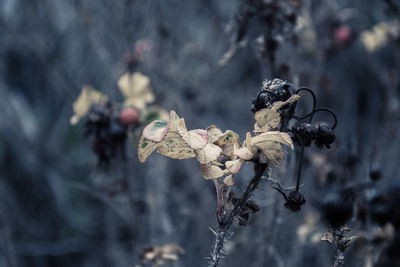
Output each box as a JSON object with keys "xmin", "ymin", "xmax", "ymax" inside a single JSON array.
[
  {"xmin": 292, "ymin": 123, "xmax": 317, "ymax": 146},
  {"xmin": 315, "ymin": 122, "xmax": 336, "ymax": 148},
  {"xmin": 119, "ymin": 107, "xmax": 140, "ymax": 126},
  {"xmin": 284, "ymin": 191, "xmax": 306, "ymax": 212}
]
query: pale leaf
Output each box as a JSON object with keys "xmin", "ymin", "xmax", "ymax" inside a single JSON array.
[
  {"xmin": 206, "ymin": 125, "xmax": 223, "ymax": 144},
  {"xmin": 195, "ymin": 144, "xmax": 222, "ymax": 164},
  {"xmin": 321, "ymin": 231, "xmax": 335, "ymax": 244},
  {"xmin": 259, "ymin": 142, "xmax": 284, "ymax": 167},
  {"xmin": 177, "ymin": 119, "xmax": 207, "ymax": 149},
  {"xmin": 156, "ymin": 131, "xmax": 195, "ymax": 159},
  {"xmin": 138, "ymin": 137, "xmax": 159, "ymax": 163},
  {"xmin": 225, "ymin": 159, "xmax": 243, "ymax": 174},
  {"xmin": 142, "ymin": 120, "xmax": 169, "ymax": 142},
  {"xmin": 223, "ymin": 175, "xmax": 235, "ymax": 186},
  {"xmin": 271, "ymin": 94, "xmax": 300, "ymax": 111},
  {"xmin": 118, "ymin": 72, "xmax": 155, "ymax": 110},
  {"xmin": 251, "ymin": 131, "xmax": 294, "ymax": 149},
  {"xmin": 200, "ymin": 164, "xmax": 227, "ymax": 180},
  {"xmin": 70, "ymin": 86, "xmax": 108, "ymax": 125},
  {"xmin": 233, "ymin": 147, "xmax": 254, "ymax": 160},
  {"xmin": 215, "ymin": 130, "xmax": 240, "ymax": 157},
  {"xmin": 254, "ymin": 108, "xmax": 280, "ymax": 132}
]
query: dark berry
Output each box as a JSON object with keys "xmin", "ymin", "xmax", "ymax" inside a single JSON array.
[
  {"xmin": 314, "ymin": 122, "xmax": 336, "ymax": 148},
  {"xmin": 284, "ymin": 191, "xmax": 306, "ymax": 212},
  {"xmin": 251, "ymin": 79, "xmax": 295, "ymax": 112},
  {"xmin": 292, "ymin": 123, "xmax": 317, "ymax": 146}
]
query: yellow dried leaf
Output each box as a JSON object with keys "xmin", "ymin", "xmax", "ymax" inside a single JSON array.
[
  {"xmin": 118, "ymin": 72, "xmax": 155, "ymax": 110},
  {"xmin": 177, "ymin": 119, "xmax": 208, "ymax": 149},
  {"xmin": 206, "ymin": 125, "xmax": 223, "ymax": 144},
  {"xmin": 254, "ymin": 108, "xmax": 281, "ymax": 132},
  {"xmin": 251, "ymin": 131, "xmax": 294, "ymax": 149},
  {"xmin": 195, "ymin": 144, "xmax": 222, "ymax": 164},
  {"xmin": 223, "ymin": 175, "xmax": 235, "ymax": 186},
  {"xmin": 138, "ymin": 137, "xmax": 159, "ymax": 163},
  {"xmin": 225, "ymin": 159, "xmax": 243, "ymax": 174},
  {"xmin": 142, "ymin": 120, "xmax": 169, "ymax": 142},
  {"xmin": 200, "ymin": 164, "xmax": 227, "ymax": 180},
  {"xmin": 156, "ymin": 131, "xmax": 195, "ymax": 159},
  {"xmin": 70, "ymin": 86, "xmax": 108, "ymax": 125}
]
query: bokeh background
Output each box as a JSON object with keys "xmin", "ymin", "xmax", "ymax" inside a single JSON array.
[{"xmin": 1, "ymin": 0, "xmax": 399, "ymax": 266}]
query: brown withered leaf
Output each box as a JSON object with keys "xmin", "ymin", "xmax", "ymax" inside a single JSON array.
[
  {"xmin": 142, "ymin": 120, "xmax": 169, "ymax": 142},
  {"xmin": 138, "ymin": 137, "xmax": 159, "ymax": 163},
  {"xmin": 70, "ymin": 86, "xmax": 108, "ymax": 125},
  {"xmin": 118, "ymin": 72, "xmax": 155, "ymax": 110},
  {"xmin": 195, "ymin": 144, "xmax": 222, "ymax": 164}
]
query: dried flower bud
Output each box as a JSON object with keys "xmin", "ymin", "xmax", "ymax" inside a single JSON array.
[{"xmin": 284, "ymin": 191, "xmax": 306, "ymax": 212}]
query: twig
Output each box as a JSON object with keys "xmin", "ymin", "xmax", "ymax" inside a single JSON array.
[{"xmin": 209, "ymin": 163, "xmax": 268, "ymax": 267}]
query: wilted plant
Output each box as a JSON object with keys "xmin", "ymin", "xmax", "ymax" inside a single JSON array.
[
  {"xmin": 138, "ymin": 78, "xmax": 337, "ymax": 266},
  {"xmin": 71, "ymin": 72, "xmax": 167, "ymax": 167}
]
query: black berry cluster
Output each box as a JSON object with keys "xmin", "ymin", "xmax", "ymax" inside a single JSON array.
[
  {"xmin": 84, "ymin": 103, "xmax": 139, "ymax": 168},
  {"xmin": 251, "ymin": 78, "xmax": 295, "ymax": 112},
  {"xmin": 292, "ymin": 122, "xmax": 336, "ymax": 148}
]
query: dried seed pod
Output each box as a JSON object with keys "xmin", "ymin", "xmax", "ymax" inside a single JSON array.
[
  {"xmin": 292, "ymin": 123, "xmax": 317, "ymax": 146},
  {"xmin": 314, "ymin": 122, "xmax": 336, "ymax": 148},
  {"xmin": 284, "ymin": 191, "xmax": 306, "ymax": 212}
]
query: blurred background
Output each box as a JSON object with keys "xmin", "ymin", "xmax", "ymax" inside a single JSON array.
[{"xmin": 0, "ymin": 0, "xmax": 399, "ymax": 266}]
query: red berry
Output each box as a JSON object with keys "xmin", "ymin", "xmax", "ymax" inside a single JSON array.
[
  {"xmin": 119, "ymin": 108, "xmax": 139, "ymax": 126},
  {"xmin": 334, "ymin": 25, "xmax": 352, "ymax": 44}
]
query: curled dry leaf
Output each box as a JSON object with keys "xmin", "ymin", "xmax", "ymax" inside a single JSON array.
[
  {"xmin": 259, "ymin": 142, "xmax": 284, "ymax": 167},
  {"xmin": 233, "ymin": 146, "xmax": 254, "ymax": 160},
  {"xmin": 271, "ymin": 94, "xmax": 300, "ymax": 111},
  {"xmin": 142, "ymin": 120, "xmax": 169, "ymax": 142},
  {"xmin": 251, "ymin": 131, "xmax": 294, "ymax": 149},
  {"xmin": 138, "ymin": 136, "xmax": 159, "ymax": 163},
  {"xmin": 225, "ymin": 159, "xmax": 244, "ymax": 174},
  {"xmin": 156, "ymin": 111, "xmax": 195, "ymax": 159},
  {"xmin": 70, "ymin": 86, "xmax": 108, "ymax": 125},
  {"xmin": 118, "ymin": 72, "xmax": 155, "ymax": 110},
  {"xmin": 195, "ymin": 144, "xmax": 222, "ymax": 164},
  {"xmin": 321, "ymin": 230, "xmax": 335, "ymax": 244},
  {"xmin": 206, "ymin": 125, "xmax": 223, "ymax": 144},
  {"xmin": 177, "ymin": 119, "xmax": 208, "ymax": 149},
  {"xmin": 200, "ymin": 164, "xmax": 227, "ymax": 180},
  {"xmin": 223, "ymin": 175, "xmax": 235, "ymax": 186}
]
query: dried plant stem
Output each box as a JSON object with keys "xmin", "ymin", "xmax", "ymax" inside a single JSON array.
[{"xmin": 209, "ymin": 163, "xmax": 268, "ymax": 267}]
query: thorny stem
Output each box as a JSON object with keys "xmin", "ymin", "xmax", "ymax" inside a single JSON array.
[{"xmin": 209, "ymin": 163, "xmax": 268, "ymax": 267}]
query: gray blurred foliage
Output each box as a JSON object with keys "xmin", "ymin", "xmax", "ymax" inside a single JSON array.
[{"xmin": 0, "ymin": 0, "xmax": 399, "ymax": 266}]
